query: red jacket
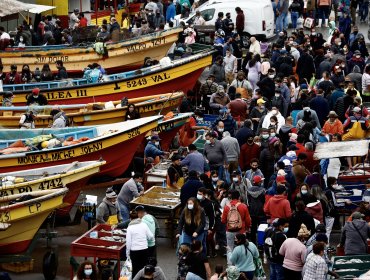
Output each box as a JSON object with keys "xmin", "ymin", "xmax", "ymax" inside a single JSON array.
[
  {"xmin": 239, "ymin": 143, "xmax": 260, "ymax": 170},
  {"xmin": 221, "ymin": 199, "xmax": 251, "ymax": 233},
  {"xmin": 263, "ymin": 195, "xmax": 292, "ymax": 221},
  {"xmin": 236, "ymin": 11, "xmax": 245, "ymax": 32}
]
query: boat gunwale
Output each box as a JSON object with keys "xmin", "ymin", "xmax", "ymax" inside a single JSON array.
[
  {"xmin": 4, "ymin": 49, "xmax": 215, "ymax": 95},
  {"xmin": 0, "ymin": 116, "xmax": 162, "ymax": 160}
]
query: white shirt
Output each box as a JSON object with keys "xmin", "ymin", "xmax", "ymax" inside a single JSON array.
[
  {"xmin": 193, "ymin": 16, "xmax": 205, "ymax": 25},
  {"xmin": 126, "ymin": 220, "xmax": 154, "ymax": 257},
  {"xmin": 362, "ymin": 72, "xmax": 370, "ymax": 93},
  {"xmin": 224, "ymin": 54, "xmax": 237, "ymax": 74},
  {"xmin": 262, "ymin": 111, "xmax": 285, "ymax": 131},
  {"xmin": 249, "ymin": 41, "xmax": 261, "ymax": 55},
  {"xmin": 0, "ymin": 32, "xmax": 10, "ymax": 40}
]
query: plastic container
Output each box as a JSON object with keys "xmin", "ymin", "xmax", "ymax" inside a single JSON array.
[
  {"xmin": 257, "ymin": 224, "xmax": 269, "ymax": 246},
  {"xmin": 89, "ymin": 231, "xmax": 98, "ymax": 238}
]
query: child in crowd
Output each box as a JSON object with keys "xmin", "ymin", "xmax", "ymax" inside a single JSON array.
[
  {"xmin": 177, "ymin": 243, "xmax": 191, "ymax": 280},
  {"xmin": 210, "ymin": 264, "xmax": 226, "ymax": 280}
]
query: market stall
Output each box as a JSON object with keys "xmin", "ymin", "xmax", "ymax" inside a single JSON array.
[
  {"xmin": 130, "ymin": 186, "xmax": 181, "ymax": 246},
  {"xmin": 70, "ymin": 224, "xmax": 126, "ymax": 279}
]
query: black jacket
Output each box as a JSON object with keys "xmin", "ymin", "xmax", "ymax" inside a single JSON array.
[{"xmin": 287, "ymin": 210, "xmax": 316, "ymax": 238}]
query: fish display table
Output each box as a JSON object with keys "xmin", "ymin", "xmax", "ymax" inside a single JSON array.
[
  {"xmin": 70, "ymin": 224, "xmax": 126, "ymax": 279},
  {"xmin": 130, "ymin": 186, "xmax": 181, "ymax": 246},
  {"xmin": 144, "ymin": 161, "xmax": 172, "ymax": 188}
]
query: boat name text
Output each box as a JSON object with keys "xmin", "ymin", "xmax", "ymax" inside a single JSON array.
[
  {"xmin": 128, "ymin": 129, "xmax": 140, "ymax": 139},
  {"xmin": 45, "ymin": 89, "xmax": 87, "ymax": 100},
  {"xmin": 28, "ymin": 202, "xmax": 42, "ymax": 214},
  {"xmin": 17, "ymin": 142, "xmax": 103, "ymax": 165},
  {"xmin": 0, "ymin": 211, "xmax": 10, "ymax": 222},
  {"xmin": 36, "ymin": 55, "xmax": 69, "ymax": 64},
  {"xmin": 126, "ymin": 37, "xmax": 166, "ymax": 52},
  {"xmin": 124, "ymin": 72, "xmax": 171, "ymax": 89},
  {"xmin": 154, "ymin": 121, "xmax": 175, "ymax": 132}
]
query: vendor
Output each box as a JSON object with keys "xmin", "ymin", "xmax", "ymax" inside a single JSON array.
[
  {"xmin": 144, "ymin": 135, "xmax": 169, "ymax": 164},
  {"xmin": 26, "ymin": 87, "xmax": 48, "ymax": 106},
  {"xmin": 50, "ymin": 108, "xmax": 69, "ymax": 128},
  {"xmin": 96, "ymin": 187, "xmax": 122, "ymax": 226},
  {"xmin": 19, "ymin": 109, "xmax": 37, "ymax": 129},
  {"xmin": 167, "ymin": 154, "xmax": 184, "ymax": 189}
]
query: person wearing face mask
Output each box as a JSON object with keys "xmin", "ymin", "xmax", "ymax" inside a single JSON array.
[
  {"xmin": 96, "ymin": 187, "xmax": 122, "ymax": 225},
  {"xmin": 181, "ymin": 170, "xmax": 205, "ymax": 206},
  {"xmin": 257, "ymin": 68, "xmax": 276, "ymax": 100},
  {"xmin": 295, "ymin": 184, "xmax": 315, "ymax": 206},
  {"xmin": 249, "ymin": 98, "xmax": 268, "ymax": 134},
  {"xmin": 167, "ymin": 154, "xmax": 184, "ymax": 189},
  {"xmin": 4, "ymin": 64, "xmax": 22, "ymax": 85},
  {"xmin": 144, "ymin": 135, "xmax": 169, "ymax": 164},
  {"xmin": 235, "ymin": 119, "xmax": 254, "ymax": 147},
  {"xmin": 228, "ymin": 233, "xmax": 259, "ymax": 280},
  {"xmin": 221, "ymin": 131, "xmax": 240, "ymax": 174},
  {"xmin": 279, "ymin": 223, "xmax": 310, "ymax": 280},
  {"xmin": 26, "ymin": 87, "xmax": 48, "ymax": 106},
  {"xmin": 117, "ymin": 173, "xmax": 144, "ymax": 223},
  {"xmin": 296, "ymin": 46, "xmax": 316, "ymax": 85},
  {"xmin": 230, "ymin": 170, "xmax": 251, "ymax": 204},
  {"xmin": 212, "ymin": 108, "xmax": 237, "ymax": 137},
  {"xmin": 348, "ymin": 50, "xmax": 365, "ymax": 73},
  {"xmin": 264, "ymin": 218, "xmax": 289, "ymax": 280},
  {"xmin": 261, "ymin": 107, "xmax": 286, "ymax": 132},
  {"xmin": 271, "ymin": 88, "xmax": 288, "ymax": 118},
  {"xmin": 214, "ymin": 121, "xmax": 225, "ymax": 140},
  {"xmin": 74, "ymin": 261, "xmax": 98, "ymax": 280},
  {"xmin": 210, "ymin": 86, "xmax": 231, "ymax": 115},
  {"xmin": 176, "ymin": 198, "xmax": 207, "ymax": 251},
  {"xmin": 244, "ymin": 158, "xmax": 264, "ymax": 182},
  {"xmin": 259, "ymin": 128, "xmax": 271, "ymax": 149},
  {"xmin": 204, "ymin": 131, "xmax": 228, "ymax": 180},
  {"xmin": 230, "ymin": 71, "xmax": 253, "ymax": 98}
]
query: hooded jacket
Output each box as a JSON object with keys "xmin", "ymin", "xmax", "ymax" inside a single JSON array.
[
  {"xmin": 340, "ymin": 219, "xmax": 370, "ymax": 255},
  {"xmin": 96, "ymin": 197, "xmax": 121, "ymax": 224},
  {"xmin": 142, "ymin": 214, "xmax": 157, "ymax": 247},
  {"xmin": 263, "ymin": 195, "xmax": 292, "ymax": 221},
  {"xmin": 247, "ymin": 185, "xmax": 266, "ymax": 218},
  {"xmin": 133, "ymin": 266, "xmax": 167, "ymax": 280}
]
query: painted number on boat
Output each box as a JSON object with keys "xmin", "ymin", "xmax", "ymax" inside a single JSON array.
[
  {"xmin": 126, "ymin": 78, "xmax": 147, "ymax": 88},
  {"xmin": 39, "ymin": 178, "xmax": 63, "ymax": 190},
  {"xmin": 80, "ymin": 142, "xmax": 103, "ymax": 155},
  {"xmin": 154, "ymin": 121, "xmax": 174, "ymax": 132},
  {"xmin": 128, "ymin": 129, "xmax": 140, "ymax": 139},
  {"xmin": 36, "ymin": 56, "xmax": 69, "ymax": 64},
  {"xmin": 0, "ymin": 211, "xmax": 10, "ymax": 222},
  {"xmin": 28, "ymin": 202, "xmax": 42, "ymax": 214}
]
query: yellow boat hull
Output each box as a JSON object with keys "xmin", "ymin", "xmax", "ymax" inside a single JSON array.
[
  {"xmin": 0, "ymin": 28, "xmax": 181, "ymax": 74},
  {"xmin": 0, "ymin": 188, "xmax": 67, "ymax": 254}
]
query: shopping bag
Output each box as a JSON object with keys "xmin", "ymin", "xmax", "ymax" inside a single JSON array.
[
  {"xmin": 120, "ymin": 258, "xmax": 132, "ymax": 280},
  {"xmin": 254, "ymin": 257, "xmax": 266, "ymax": 279}
]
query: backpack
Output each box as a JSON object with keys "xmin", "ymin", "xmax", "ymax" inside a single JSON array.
[
  {"xmin": 264, "ymin": 229, "xmax": 278, "ymax": 259},
  {"xmin": 227, "ymin": 202, "xmax": 243, "ymax": 232}
]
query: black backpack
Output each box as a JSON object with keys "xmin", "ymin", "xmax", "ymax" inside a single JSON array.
[{"xmin": 263, "ymin": 228, "xmax": 285, "ymax": 259}]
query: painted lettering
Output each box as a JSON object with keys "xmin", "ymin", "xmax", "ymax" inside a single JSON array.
[
  {"xmin": 126, "ymin": 42, "xmax": 147, "ymax": 52},
  {"xmin": 80, "ymin": 142, "xmax": 103, "ymax": 155},
  {"xmin": 0, "ymin": 211, "xmax": 10, "ymax": 222},
  {"xmin": 151, "ymin": 37, "xmax": 166, "ymax": 47},
  {"xmin": 37, "ymin": 56, "xmax": 47, "ymax": 63},
  {"xmin": 28, "ymin": 202, "xmax": 42, "ymax": 214},
  {"xmin": 114, "ymin": 82, "xmax": 121, "ymax": 90},
  {"xmin": 140, "ymin": 104, "xmax": 154, "ymax": 112},
  {"xmin": 128, "ymin": 129, "xmax": 140, "ymax": 139},
  {"xmin": 36, "ymin": 56, "xmax": 68, "ymax": 64},
  {"xmin": 154, "ymin": 121, "xmax": 175, "ymax": 132},
  {"xmin": 126, "ymin": 78, "xmax": 147, "ymax": 89},
  {"xmin": 17, "ymin": 150, "xmax": 75, "ymax": 165},
  {"xmin": 76, "ymin": 89, "xmax": 87, "ymax": 97},
  {"xmin": 151, "ymin": 72, "xmax": 170, "ymax": 83},
  {"xmin": 39, "ymin": 178, "xmax": 63, "ymax": 190},
  {"xmin": 45, "ymin": 91, "xmax": 73, "ymax": 100}
]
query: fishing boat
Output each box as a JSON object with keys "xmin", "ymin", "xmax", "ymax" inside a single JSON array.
[
  {"xmin": 0, "ymin": 116, "xmax": 162, "ymax": 177},
  {"xmin": 0, "ymin": 92, "xmax": 183, "ymax": 128},
  {"xmin": 0, "ymin": 161, "xmax": 105, "ymax": 217},
  {"xmin": 0, "ymin": 28, "xmax": 182, "ymax": 75},
  {"xmin": 4, "ymin": 45, "xmax": 214, "ymax": 106},
  {"xmin": 0, "ymin": 188, "xmax": 68, "ymax": 254}
]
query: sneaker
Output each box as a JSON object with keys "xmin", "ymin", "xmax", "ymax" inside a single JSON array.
[{"xmin": 215, "ymin": 244, "xmax": 220, "ymax": 250}]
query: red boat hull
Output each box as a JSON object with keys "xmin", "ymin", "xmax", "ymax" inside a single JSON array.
[
  {"xmin": 46, "ymin": 68, "xmax": 203, "ymax": 105},
  {"xmin": 1, "ymin": 239, "xmax": 31, "ymax": 255}
]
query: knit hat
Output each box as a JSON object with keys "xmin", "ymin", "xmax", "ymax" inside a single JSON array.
[
  {"xmin": 298, "ymin": 223, "xmax": 311, "ymax": 237},
  {"xmin": 226, "ymin": 266, "xmax": 240, "ymax": 280},
  {"xmin": 106, "ymin": 187, "xmax": 117, "ymax": 199},
  {"xmin": 316, "ymin": 223, "xmax": 326, "ymax": 233}
]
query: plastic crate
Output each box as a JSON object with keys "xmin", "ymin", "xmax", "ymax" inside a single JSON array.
[
  {"xmin": 332, "ymin": 254, "xmax": 370, "ymax": 270},
  {"xmin": 0, "ymin": 259, "xmax": 34, "ymax": 273}
]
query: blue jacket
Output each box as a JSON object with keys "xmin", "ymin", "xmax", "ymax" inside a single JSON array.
[
  {"xmin": 144, "ymin": 141, "xmax": 164, "ymax": 159},
  {"xmin": 180, "ymin": 178, "xmax": 205, "ymax": 206},
  {"xmin": 166, "ymin": 3, "xmax": 176, "ymax": 22},
  {"xmin": 212, "ymin": 116, "xmax": 237, "ymax": 137}
]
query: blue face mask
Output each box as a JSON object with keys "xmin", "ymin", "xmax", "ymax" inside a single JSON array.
[{"xmin": 283, "ymin": 227, "xmax": 288, "ymax": 233}]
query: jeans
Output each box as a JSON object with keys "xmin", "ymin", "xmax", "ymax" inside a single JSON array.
[
  {"xmin": 186, "ymin": 272, "xmax": 204, "ymax": 280},
  {"xmin": 226, "ymin": 231, "xmax": 238, "ymax": 264},
  {"xmin": 318, "ymin": 6, "xmax": 330, "ymax": 20},
  {"xmin": 276, "ymin": 12, "xmax": 287, "ymax": 33},
  {"xmin": 118, "ymin": 201, "xmax": 130, "ymax": 223},
  {"xmin": 291, "ymin": 11, "xmax": 299, "ymax": 28},
  {"xmin": 241, "ymin": 271, "xmax": 255, "ymax": 280},
  {"xmin": 325, "ymin": 216, "xmax": 335, "ymax": 244},
  {"xmin": 181, "ymin": 231, "xmax": 206, "ymax": 255},
  {"xmin": 270, "ymin": 262, "xmax": 285, "ymax": 280},
  {"xmin": 360, "ymin": 2, "xmax": 369, "ymax": 21}
]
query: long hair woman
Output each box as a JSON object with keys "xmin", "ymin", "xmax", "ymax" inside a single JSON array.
[
  {"xmin": 74, "ymin": 261, "xmax": 98, "ymax": 280},
  {"xmin": 176, "ymin": 197, "xmax": 206, "ymax": 253}
]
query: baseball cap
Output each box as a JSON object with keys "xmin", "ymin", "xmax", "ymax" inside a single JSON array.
[
  {"xmin": 282, "ymin": 159, "xmax": 292, "ymax": 166},
  {"xmin": 253, "ymin": 175, "xmax": 263, "ymax": 184},
  {"xmin": 276, "ymin": 175, "xmax": 287, "ymax": 183},
  {"xmin": 353, "ymin": 107, "xmax": 361, "ymax": 113},
  {"xmin": 135, "ymin": 205, "xmax": 145, "ymax": 212},
  {"xmin": 32, "ymin": 88, "xmax": 40, "ymax": 95},
  {"xmin": 257, "ymin": 98, "xmax": 266, "ymax": 104},
  {"xmin": 352, "ymin": 211, "xmax": 365, "ymax": 220}
]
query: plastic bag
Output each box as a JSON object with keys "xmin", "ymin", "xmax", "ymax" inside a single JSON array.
[{"xmin": 120, "ymin": 258, "xmax": 132, "ymax": 280}]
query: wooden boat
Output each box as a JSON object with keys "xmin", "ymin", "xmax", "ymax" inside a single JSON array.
[
  {"xmin": 0, "ymin": 116, "xmax": 162, "ymax": 177},
  {"xmin": 4, "ymin": 45, "xmax": 214, "ymax": 106},
  {"xmin": 0, "ymin": 161, "xmax": 105, "ymax": 217},
  {"xmin": 0, "ymin": 28, "xmax": 182, "ymax": 75},
  {"xmin": 0, "ymin": 92, "xmax": 184, "ymax": 128},
  {"xmin": 0, "ymin": 188, "xmax": 68, "ymax": 254}
]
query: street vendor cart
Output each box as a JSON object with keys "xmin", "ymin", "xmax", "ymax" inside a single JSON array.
[
  {"xmin": 130, "ymin": 186, "xmax": 181, "ymax": 246},
  {"xmin": 70, "ymin": 224, "xmax": 126, "ymax": 279}
]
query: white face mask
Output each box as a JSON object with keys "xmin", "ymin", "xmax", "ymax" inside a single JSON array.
[
  {"xmin": 271, "ymin": 109, "xmax": 278, "ymax": 115},
  {"xmin": 218, "ymin": 128, "xmax": 224, "ymax": 132},
  {"xmin": 232, "ymin": 177, "xmax": 239, "ymax": 183},
  {"xmin": 275, "ymin": 93, "xmax": 280, "ymax": 97},
  {"xmin": 196, "ymin": 117, "xmax": 203, "ymax": 121},
  {"xmin": 270, "ymin": 133, "xmax": 276, "ymax": 137},
  {"xmin": 301, "ymin": 190, "xmax": 308, "ymax": 195},
  {"xmin": 187, "ymin": 204, "xmax": 194, "ymax": 210},
  {"xmin": 206, "ymin": 139, "xmax": 211, "ymax": 144},
  {"xmin": 212, "ymin": 177, "xmax": 218, "ymax": 182},
  {"xmin": 154, "ymin": 141, "xmax": 160, "ymax": 146},
  {"xmin": 270, "ymin": 122, "xmax": 276, "ymax": 126},
  {"xmin": 84, "ymin": 269, "xmax": 93, "ymax": 276},
  {"xmin": 197, "ymin": 194, "xmax": 203, "ymax": 200},
  {"xmin": 262, "ymin": 134, "xmax": 269, "ymax": 139},
  {"xmin": 268, "ymin": 74, "xmax": 275, "ymax": 79},
  {"xmin": 356, "ymin": 55, "xmax": 361, "ymax": 58}
]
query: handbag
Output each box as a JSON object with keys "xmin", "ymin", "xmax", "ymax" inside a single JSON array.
[
  {"xmin": 303, "ymin": 17, "xmax": 314, "ymax": 29},
  {"xmin": 245, "ymin": 243, "xmax": 266, "ymax": 279},
  {"xmin": 120, "ymin": 258, "xmax": 132, "ymax": 280}
]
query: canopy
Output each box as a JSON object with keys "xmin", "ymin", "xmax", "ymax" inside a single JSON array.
[
  {"xmin": 26, "ymin": 4, "xmax": 56, "ymax": 14},
  {"xmin": 314, "ymin": 140, "xmax": 369, "ymax": 160},
  {"xmin": 0, "ymin": 0, "xmax": 55, "ymax": 17}
]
